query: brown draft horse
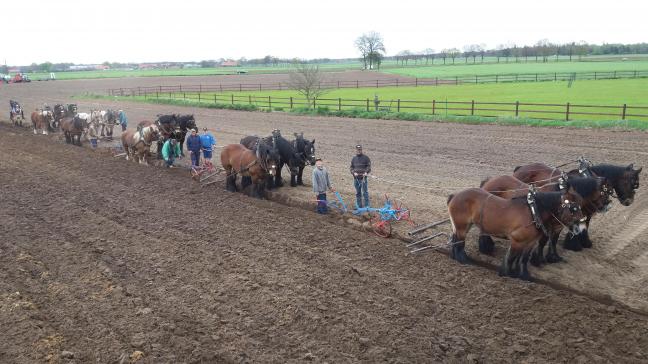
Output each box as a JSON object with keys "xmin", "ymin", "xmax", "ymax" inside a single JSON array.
[
  {"xmin": 59, "ymin": 116, "xmax": 86, "ymax": 146},
  {"xmin": 480, "ymin": 175, "xmax": 608, "ymax": 265},
  {"xmin": 121, "ymin": 124, "xmax": 160, "ymax": 165},
  {"xmin": 513, "ymin": 160, "xmax": 642, "ymax": 251},
  {"xmin": 31, "ymin": 110, "xmax": 52, "ymax": 135},
  {"xmin": 446, "ymin": 187, "xmax": 585, "ymax": 280},
  {"xmin": 220, "ymin": 144, "xmax": 278, "ymax": 199}
]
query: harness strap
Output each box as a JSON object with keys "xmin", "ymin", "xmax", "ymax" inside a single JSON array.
[{"xmin": 527, "ymin": 189, "xmax": 550, "ymax": 236}]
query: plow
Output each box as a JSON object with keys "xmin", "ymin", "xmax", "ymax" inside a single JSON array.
[{"xmin": 405, "ymin": 218, "xmax": 452, "ymax": 254}]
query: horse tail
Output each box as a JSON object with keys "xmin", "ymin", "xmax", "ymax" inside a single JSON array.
[
  {"xmin": 513, "ymin": 165, "xmax": 522, "ymax": 172},
  {"xmin": 447, "ymin": 194, "xmax": 455, "ymax": 205},
  {"xmin": 479, "ymin": 177, "xmax": 491, "ymax": 188}
]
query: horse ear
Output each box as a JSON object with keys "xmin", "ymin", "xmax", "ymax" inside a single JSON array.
[
  {"xmin": 311, "ymin": 139, "xmax": 315, "ymax": 144},
  {"xmin": 636, "ymin": 167, "xmax": 643, "ymax": 175},
  {"xmin": 627, "ymin": 163, "xmax": 634, "ymax": 170}
]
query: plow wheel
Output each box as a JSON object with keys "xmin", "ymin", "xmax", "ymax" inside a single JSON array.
[
  {"xmin": 369, "ymin": 212, "xmax": 392, "ymax": 238},
  {"xmin": 391, "ymin": 199, "xmax": 414, "ymax": 225}
]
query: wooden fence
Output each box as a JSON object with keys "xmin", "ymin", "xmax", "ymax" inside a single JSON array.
[
  {"xmin": 107, "ymin": 70, "xmax": 648, "ymax": 96},
  {"xmin": 139, "ymin": 92, "xmax": 648, "ymax": 122}
]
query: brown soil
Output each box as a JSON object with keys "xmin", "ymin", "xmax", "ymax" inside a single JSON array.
[{"xmin": 2, "ymin": 77, "xmax": 648, "ymax": 363}]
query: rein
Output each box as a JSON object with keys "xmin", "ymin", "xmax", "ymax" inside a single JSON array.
[{"xmin": 526, "ymin": 189, "xmax": 550, "ymax": 237}]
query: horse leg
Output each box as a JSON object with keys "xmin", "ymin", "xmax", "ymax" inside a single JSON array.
[
  {"xmin": 297, "ymin": 166, "xmax": 305, "ymax": 185},
  {"xmin": 499, "ymin": 244, "xmax": 520, "ymax": 277},
  {"xmin": 290, "ymin": 171, "xmax": 297, "ymax": 187},
  {"xmin": 519, "ymin": 249, "xmax": 533, "ymax": 281},
  {"xmin": 580, "ymin": 216, "xmax": 593, "ymax": 248},
  {"xmin": 274, "ymin": 162, "xmax": 284, "ymax": 188},
  {"xmin": 100, "ymin": 124, "xmax": 105, "ymax": 137},
  {"xmin": 563, "ymin": 231, "xmax": 583, "ymax": 251},
  {"xmin": 478, "ymin": 231, "xmax": 496, "ymax": 255},
  {"xmin": 530, "ymin": 235, "xmax": 548, "ymax": 267},
  {"xmin": 241, "ymin": 175, "xmax": 252, "ymax": 190},
  {"xmin": 226, "ymin": 173, "xmax": 238, "ymax": 192},
  {"xmin": 545, "ymin": 233, "xmax": 564, "ymax": 263}
]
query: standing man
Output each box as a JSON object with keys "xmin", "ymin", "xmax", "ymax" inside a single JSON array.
[
  {"xmin": 186, "ymin": 128, "xmax": 202, "ymax": 167},
  {"xmin": 312, "ymin": 158, "xmax": 334, "ymax": 214},
  {"xmin": 200, "ymin": 127, "xmax": 216, "ymax": 164},
  {"xmin": 162, "ymin": 138, "xmax": 181, "ymax": 168},
  {"xmin": 118, "ymin": 109, "xmax": 128, "ymax": 132},
  {"xmin": 350, "ymin": 144, "xmax": 371, "ymax": 208}
]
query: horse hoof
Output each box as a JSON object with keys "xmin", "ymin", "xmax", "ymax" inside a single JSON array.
[
  {"xmin": 529, "ymin": 252, "xmax": 544, "ymax": 267},
  {"xmin": 478, "ymin": 236, "xmax": 495, "ymax": 255},
  {"xmin": 519, "ymin": 272, "xmax": 533, "ymax": 282},
  {"xmin": 563, "ymin": 238, "xmax": 583, "ymax": 252},
  {"xmin": 545, "ymin": 253, "xmax": 563, "ymax": 264}
]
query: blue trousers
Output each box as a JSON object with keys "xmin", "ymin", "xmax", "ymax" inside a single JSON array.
[
  {"xmin": 354, "ymin": 178, "xmax": 369, "ymax": 208},
  {"xmin": 316, "ymin": 193, "xmax": 328, "ymax": 214},
  {"xmin": 190, "ymin": 150, "xmax": 201, "ymax": 166},
  {"xmin": 165, "ymin": 156, "xmax": 175, "ymax": 167}
]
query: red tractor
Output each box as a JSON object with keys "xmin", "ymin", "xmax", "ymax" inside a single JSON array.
[{"xmin": 11, "ymin": 73, "xmax": 31, "ymax": 83}]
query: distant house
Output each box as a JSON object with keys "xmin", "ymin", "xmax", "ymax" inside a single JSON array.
[
  {"xmin": 95, "ymin": 65, "xmax": 110, "ymax": 70},
  {"xmin": 183, "ymin": 63, "xmax": 200, "ymax": 68},
  {"xmin": 221, "ymin": 60, "xmax": 239, "ymax": 67},
  {"xmin": 138, "ymin": 63, "xmax": 159, "ymax": 70},
  {"xmin": 8, "ymin": 67, "xmax": 20, "ymax": 73}
]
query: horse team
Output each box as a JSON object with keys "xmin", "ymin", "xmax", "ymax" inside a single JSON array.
[
  {"xmin": 23, "ymin": 102, "xmax": 121, "ymax": 146},
  {"xmin": 447, "ymin": 158, "xmax": 641, "ymax": 281},
  {"xmin": 14, "ymin": 101, "xmax": 643, "ymax": 284}
]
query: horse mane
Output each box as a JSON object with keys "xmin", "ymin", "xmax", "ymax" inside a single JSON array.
[
  {"xmin": 532, "ymin": 191, "xmax": 563, "ymax": 212},
  {"xmin": 513, "ymin": 166, "xmax": 522, "ymax": 172},
  {"xmin": 479, "ymin": 177, "xmax": 491, "ymax": 188},
  {"xmin": 565, "ymin": 176, "xmax": 601, "ymax": 199},
  {"xmin": 590, "ymin": 164, "xmax": 628, "ymax": 182}
]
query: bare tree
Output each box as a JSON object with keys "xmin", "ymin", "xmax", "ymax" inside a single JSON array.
[
  {"xmin": 423, "ymin": 48, "xmax": 435, "ymax": 65},
  {"xmin": 397, "ymin": 50, "xmax": 412, "ymax": 66},
  {"xmin": 288, "ymin": 63, "xmax": 329, "ymax": 108},
  {"xmin": 355, "ymin": 31, "xmax": 386, "ymax": 70},
  {"xmin": 448, "ymin": 48, "xmax": 460, "ymax": 64}
]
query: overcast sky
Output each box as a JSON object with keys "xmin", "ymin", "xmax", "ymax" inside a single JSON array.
[{"xmin": 2, "ymin": 0, "xmax": 647, "ymax": 65}]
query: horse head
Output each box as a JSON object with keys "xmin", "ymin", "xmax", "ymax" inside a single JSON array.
[
  {"xmin": 257, "ymin": 143, "xmax": 279, "ymax": 176},
  {"xmin": 558, "ymin": 186, "xmax": 586, "ymax": 235},
  {"xmin": 591, "ymin": 164, "xmax": 642, "ymax": 206},
  {"xmin": 565, "ymin": 176, "xmax": 612, "ymax": 213},
  {"xmin": 180, "ymin": 114, "xmax": 196, "ymax": 131},
  {"xmin": 292, "ymin": 133, "xmax": 316, "ymax": 166}
]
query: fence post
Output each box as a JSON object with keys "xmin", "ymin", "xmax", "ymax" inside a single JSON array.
[
  {"xmin": 614, "ymin": 71, "xmax": 617, "ymax": 79},
  {"xmin": 622, "ymin": 104, "xmax": 627, "ymax": 120},
  {"xmin": 138, "ymin": 86, "xmax": 141, "ymax": 96},
  {"xmin": 179, "ymin": 85, "xmax": 182, "ymax": 92},
  {"xmin": 220, "ymin": 84, "xmax": 223, "ymax": 92},
  {"xmin": 357, "ymin": 80, "xmax": 359, "ymax": 88},
  {"xmin": 435, "ymin": 77, "xmax": 439, "ymax": 86},
  {"xmin": 120, "ymin": 88, "xmax": 123, "ymax": 96},
  {"xmin": 475, "ymin": 75, "xmax": 478, "ymax": 84},
  {"xmin": 313, "ymin": 98, "xmax": 316, "ymax": 109},
  {"xmin": 415, "ymin": 78, "xmax": 418, "ymax": 87},
  {"xmin": 397, "ymin": 99, "xmax": 401, "ymax": 113},
  {"xmin": 432, "ymin": 100, "xmax": 436, "ymax": 115},
  {"xmin": 214, "ymin": 94, "xmax": 216, "ymax": 103},
  {"xmin": 183, "ymin": 92, "xmax": 186, "ymax": 100},
  {"xmin": 231, "ymin": 94, "xmax": 234, "ymax": 105},
  {"xmin": 290, "ymin": 97, "xmax": 293, "ymax": 109},
  {"xmin": 366, "ymin": 98, "xmax": 369, "ymax": 111},
  {"xmin": 495, "ymin": 75, "xmax": 498, "ymax": 83},
  {"xmin": 565, "ymin": 103, "xmax": 570, "ymax": 121},
  {"xmin": 376, "ymin": 80, "xmax": 379, "ymax": 88},
  {"xmin": 249, "ymin": 95, "xmax": 252, "ymax": 105},
  {"xmin": 515, "ymin": 101, "xmax": 519, "ymax": 117},
  {"xmin": 594, "ymin": 72, "xmax": 597, "ymax": 80},
  {"xmin": 634, "ymin": 70, "xmax": 637, "ymax": 78},
  {"xmin": 515, "ymin": 74, "xmax": 518, "ymax": 82},
  {"xmin": 239, "ymin": 84, "xmax": 242, "ymax": 92},
  {"xmin": 337, "ymin": 80, "xmax": 340, "ymax": 88},
  {"xmin": 471, "ymin": 100, "xmax": 475, "ymax": 115},
  {"xmin": 396, "ymin": 79, "xmax": 399, "ymax": 87},
  {"xmin": 535, "ymin": 73, "xmax": 538, "ymax": 82},
  {"xmin": 455, "ymin": 76, "xmax": 458, "ymax": 85},
  {"xmin": 338, "ymin": 98, "xmax": 341, "ymax": 111},
  {"xmin": 198, "ymin": 93, "xmax": 201, "ymax": 102},
  {"xmin": 259, "ymin": 84, "xmax": 262, "ymax": 91}
]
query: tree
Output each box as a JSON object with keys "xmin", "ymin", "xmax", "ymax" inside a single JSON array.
[
  {"xmin": 422, "ymin": 48, "xmax": 435, "ymax": 65},
  {"xmin": 287, "ymin": 63, "xmax": 329, "ymax": 108},
  {"xmin": 368, "ymin": 51, "xmax": 383, "ymax": 70},
  {"xmin": 354, "ymin": 31, "xmax": 386, "ymax": 70},
  {"xmin": 447, "ymin": 48, "xmax": 460, "ymax": 64}
]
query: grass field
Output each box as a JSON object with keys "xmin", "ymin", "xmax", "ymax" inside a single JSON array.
[
  {"xmin": 128, "ymin": 78, "xmax": 648, "ymax": 122},
  {"xmin": 381, "ymin": 60, "xmax": 648, "ymax": 78},
  {"xmin": 26, "ymin": 55, "xmax": 648, "ymax": 81}
]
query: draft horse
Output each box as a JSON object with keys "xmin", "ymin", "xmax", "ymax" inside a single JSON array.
[
  {"xmin": 446, "ymin": 187, "xmax": 585, "ymax": 281},
  {"xmin": 220, "ymin": 144, "xmax": 278, "ymax": 199},
  {"xmin": 60, "ymin": 115, "xmax": 87, "ymax": 146},
  {"xmin": 513, "ymin": 160, "xmax": 641, "ymax": 251},
  {"xmin": 31, "ymin": 110, "xmax": 53, "ymax": 135},
  {"xmin": 480, "ymin": 175, "xmax": 609, "ymax": 265},
  {"xmin": 154, "ymin": 114, "xmax": 197, "ymax": 157},
  {"xmin": 121, "ymin": 124, "xmax": 161, "ymax": 165},
  {"xmin": 241, "ymin": 130, "xmax": 315, "ymax": 188},
  {"xmin": 10, "ymin": 100, "xmax": 24, "ymax": 126}
]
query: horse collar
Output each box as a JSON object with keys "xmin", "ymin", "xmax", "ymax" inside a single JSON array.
[{"xmin": 527, "ymin": 191, "xmax": 549, "ymax": 236}]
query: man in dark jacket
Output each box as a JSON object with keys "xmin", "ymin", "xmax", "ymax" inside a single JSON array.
[
  {"xmin": 186, "ymin": 128, "xmax": 202, "ymax": 167},
  {"xmin": 350, "ymin": 144, "xmax": 371, "ymax": 208}
]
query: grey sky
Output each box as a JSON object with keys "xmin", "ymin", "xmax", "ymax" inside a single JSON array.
[{"xmin": 2, "ymin": 0, "xmax": 646, "ymax": 65}]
